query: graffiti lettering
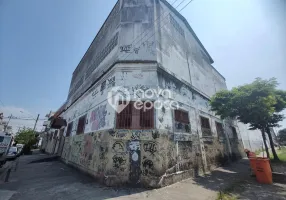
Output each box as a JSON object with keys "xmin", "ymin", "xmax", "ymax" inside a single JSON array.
[
  {"xmin": 115, "ymin": 130, "xmax": 128, "ymax": 138},
  {"xmin": 142, "ymin": 159, "xmax": 154, "ymax": 176},
  {"xmin": 152, "ymin": 130, "xmax": 159, "ymax": 139},
  {"xmin": 131, "ymin": 130, "xmax": 140, "ymax": 140},
  {"xmin": 107, "ymin": 76, "xmax": 115, "ymax": 88},
  {"xmin": 143, "ymin": 142, "xmax": 157, "ymax": 155},
  {"xmin": 112, "ymin": 141, "xmax": 125, "ymax": 153},
  {"xmin": 132, "ymin": 73, "xmax": 143, "ymax": 79},
  {"xmin": 112, "ymin": 155, "xmax": 126, "ymax": 169},
  {"xmin": 108, "ymin": 129, "xmax": 116, "ymax": 137},
  {"xmin": 120, "ymin": 44, "xmax": 132, "ymax": 53}
]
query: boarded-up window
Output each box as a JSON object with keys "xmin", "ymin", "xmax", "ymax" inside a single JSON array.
[
  {"xmin": 66, "ymin": 122, "xmax": 73, "ymax": 137},
  {"xmin": 215, "ymin": 122, "xmax": 224, "ymax": 138},
  {"xmin": 232, "ymin": 126, "xmax": 238, "ymax": 139},
  {"xmin": 116, "ymin": 101, "xmax": 154, "ymax": 129},
  {"xmin": 174, "ymin": 110, "xmax": 189, "ymax": 124},
  {"xmin": 77, "ymin": 115, "xmax": 87, "ymax": 135}
]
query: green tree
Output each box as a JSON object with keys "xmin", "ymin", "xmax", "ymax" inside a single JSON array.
[
  {"xmin": 278, "ymin": 128, "xmax": 286, "ymax": 144},
  {"xmin": 14, "ymin": 128, "xmax": 39, "ymax": 154},
  {"xmin": 210, "ymin": 78, "xmax": 286, "ymax": 161}
]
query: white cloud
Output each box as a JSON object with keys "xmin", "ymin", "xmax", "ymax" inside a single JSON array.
[{"xmin": 0, "ymin": 106, "xmax": 46, "ymax": 133}]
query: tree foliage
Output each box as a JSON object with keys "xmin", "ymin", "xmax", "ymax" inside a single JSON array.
[
  {"xmin": 210, "ymin": 78, "xmax": 286, "ymax": 129},
  {"xmin": 278, "ymin": 128, "xmax": 286, "ymax": 143},
  {"xmin": 210, "ymin": 78, "xmax": 286, "ymax": 160},
  {"xmin": 14, "ymin": 128, "xmax": 39, "ymax": 153}
]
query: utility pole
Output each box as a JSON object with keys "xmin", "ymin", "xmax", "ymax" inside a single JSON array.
[
  {"xmin": 4, "ymin": 114, "xmax": 12, "ymax": 132},
  {"xmin": 32, "ymin": 114, "xmax": 40, "ymax": 134}
]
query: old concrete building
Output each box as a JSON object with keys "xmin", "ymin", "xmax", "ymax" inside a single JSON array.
[{"xmin": 44, "ymin": 0, "xmax": 260, "ymax": 187}]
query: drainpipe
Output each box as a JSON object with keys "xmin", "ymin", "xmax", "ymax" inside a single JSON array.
[{"xmin": 171, "ymin": 108, "xmax": 179, "ymax": 172}]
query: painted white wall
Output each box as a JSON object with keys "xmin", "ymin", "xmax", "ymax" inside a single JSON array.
[
  {"xmin": 155, "ymin": 1, "xmax": 227, "ymax": 98},
  {"xmin": 118, "ymin": 0, "xmax": 157, "ymax": 62}
]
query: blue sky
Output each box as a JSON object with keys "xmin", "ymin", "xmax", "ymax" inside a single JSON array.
[{"xmin": 0, "ymin": 0, "xmax": 285, "ymax": 131}]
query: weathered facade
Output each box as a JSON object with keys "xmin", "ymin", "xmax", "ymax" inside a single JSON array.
[{"xmin": 43, "ymin": 0, "xmax": 251, "ymax": 187}]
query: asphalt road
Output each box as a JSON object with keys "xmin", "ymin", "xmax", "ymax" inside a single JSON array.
[{"xmin": 0, "ymin": 153, "xmax": 253, "ymax": 200}]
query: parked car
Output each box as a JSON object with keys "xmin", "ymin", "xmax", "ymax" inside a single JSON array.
[
  {"xmin": 16, "ymin": 144, "xmax": 24, "ymax": 156},
  {"xmin": 6, "ymin": 146, "xmax": 18, "ymax": 160},
  {"xmin": 0, "ymin": 131, "xmax": 13, "ymax": 167}
]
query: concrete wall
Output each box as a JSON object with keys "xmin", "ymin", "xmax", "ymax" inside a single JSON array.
[
  {"xmin": 54, "ymin": 63, "xmax": 244, "ymax": 187},
  {"xmin": 118, "ymin": 0, "xmax": 156, "ymax": 62},
  {"xmin": 155, "ymin": 0, "xmax": 227, "ymax": 97},
  {"xmin": 67, "ymin": 0, "xmax": 121, "ymax": 107},
  {"xmin": 44, "ymin": 0, "xmax": 259, "ymax": 188}
]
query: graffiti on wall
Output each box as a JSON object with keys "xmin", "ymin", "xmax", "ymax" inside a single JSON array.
[
  {"xmin": 129, "ymin": 141, "xmax": 141, "ymax": 184},
  {"xmin": 111, "ymin": 140, "xmax": 128, "ymax": 173},
  {"xmin": 69, "ymin": 135, "xmax": 84, "ymax": 164},
  {"xmin": 90, "ymin": 104, "xmax": 107, "ymax": 131},
  {"xmin": 112, "ymin": 141, "xmax": 125, "ymax": 153},
  {"xmin": 142, "ymin": 158, "xmax": 154, "ymax": 176},
  {"xmin": 112, "ymin": 155, "xmax": 126, "ymax": 170},
  {"xmin": 79, "ymin": 134, "xmax": 93, "ymax": 168},
  {"xmin": 132, "ymin": 72, "xmax": 144, "ymax": 79},
  {"xmin": 143, "ymin": 141, "xmax": 157, "ymax": 156}
]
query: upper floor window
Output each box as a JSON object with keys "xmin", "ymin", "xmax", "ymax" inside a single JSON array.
[
  {"xmin": 77, "ymin": 115, "xmax": 87, "ymax": 135},
  {"xmin": 215, "ymin": 122, "xmax": 224, "ymax": 138},
  {"xmin": 174, "ymin": 110, "xmax": 190, "ymax": 133},
  {"xmin": 116, "ymin": 101, "xmax": 154, "ymax": 129},
  {"xmin": 66, "ymin": 122, "xmax": 73, "ymax": 137},
  {"xmin": 200, "ymin": 116, "xmax": 210, "ymax": 129},
  {"xmin": 174, "ymin": 110, "xmax": 189, "ymax": 124},
  {"xmin": 200, "ymin": 116, "xmax": 211, "ymax": 136}
]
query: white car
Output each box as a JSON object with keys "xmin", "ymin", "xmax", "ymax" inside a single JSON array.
[{"xmin": 6, "ymin": 147, "xmax": 18, "ymax": 160}]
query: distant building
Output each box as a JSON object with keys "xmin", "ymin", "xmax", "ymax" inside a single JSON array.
[{"xmin": 43, "ymin": 0, "xmax": 264, "ymax": 187}]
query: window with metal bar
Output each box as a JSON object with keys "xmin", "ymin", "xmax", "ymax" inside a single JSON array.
[
  {"xmin": 116, "ymin": 101, "xmax": 154, "ymax": 129},
  {"xmin": 77, "ymin": 115, "xmax": 87, "ymax": 135}
]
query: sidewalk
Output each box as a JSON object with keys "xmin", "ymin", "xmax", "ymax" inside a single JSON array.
[{"xmin": 0, "ymin": 154, "xmax": 252, "ymax": 200}]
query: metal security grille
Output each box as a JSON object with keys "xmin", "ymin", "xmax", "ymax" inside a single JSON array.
[
  {"xmin": 116, "ymin": 101, "xmax": 154, "ymax": 129},
  {"xmin": 174, "ymin": 110, "xmax": 189, "ymax": 123}
]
